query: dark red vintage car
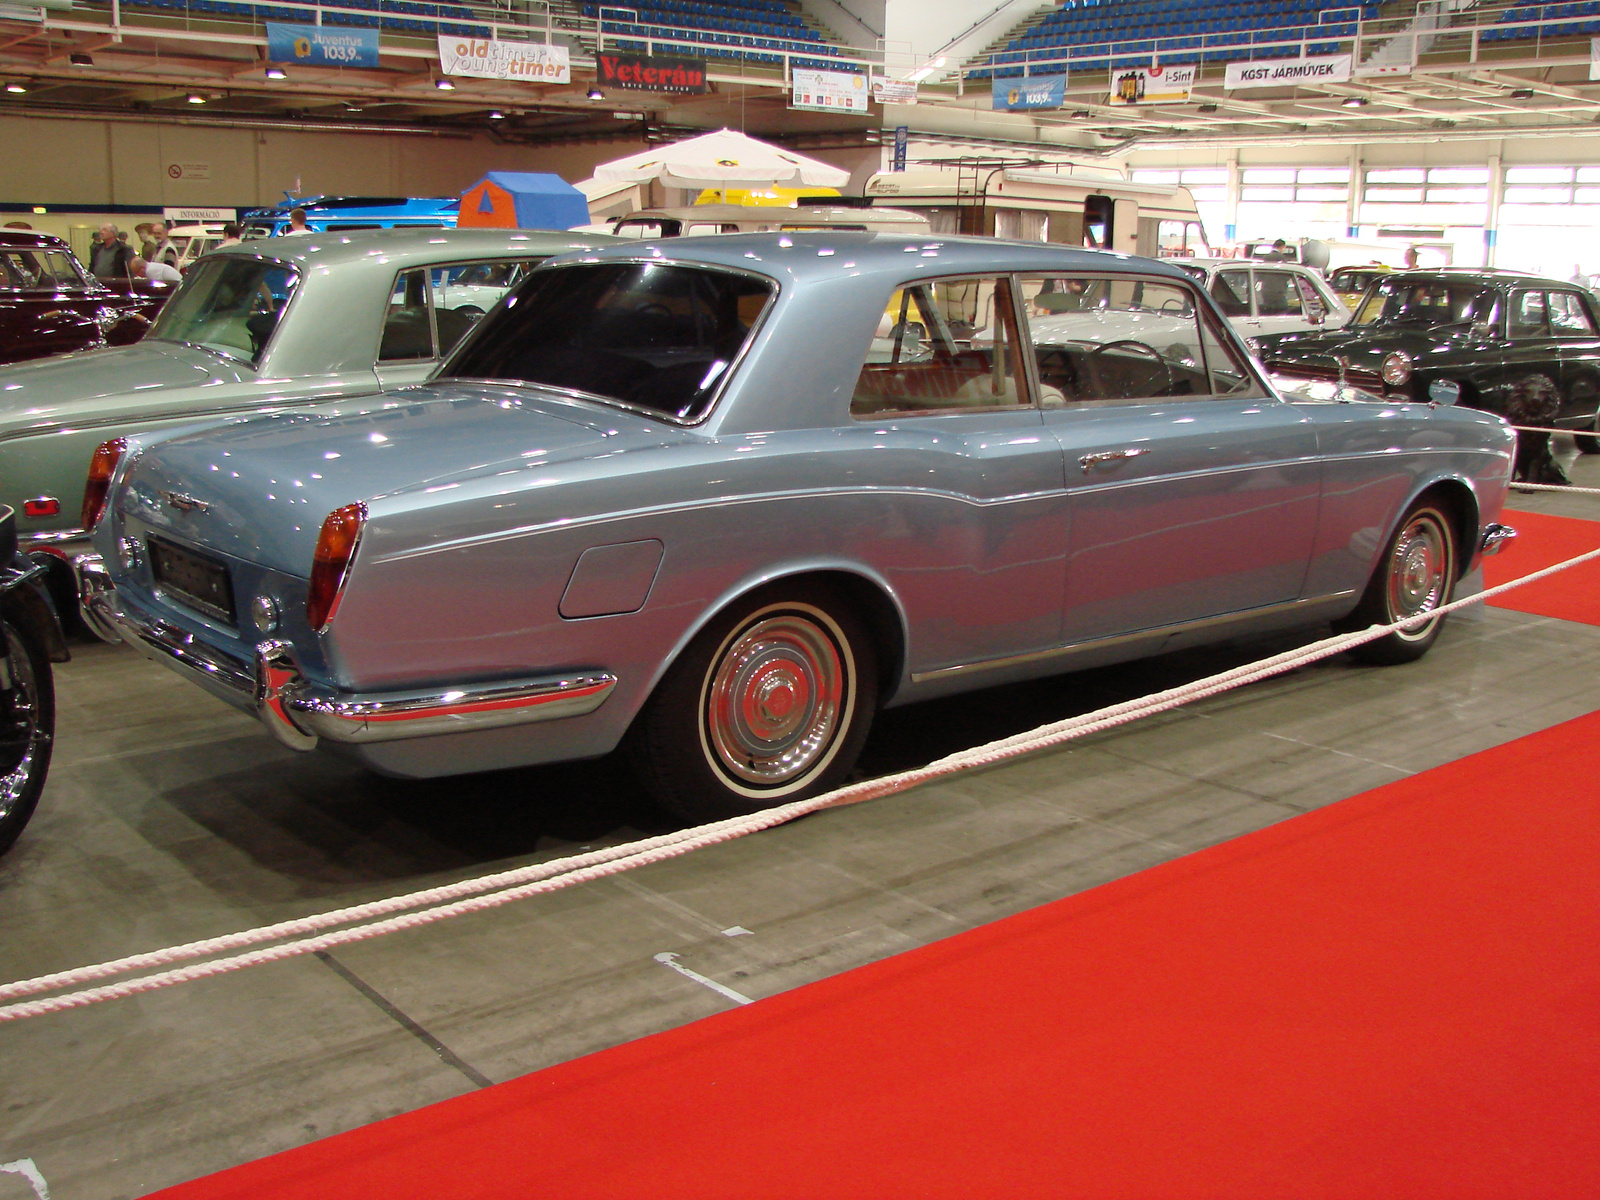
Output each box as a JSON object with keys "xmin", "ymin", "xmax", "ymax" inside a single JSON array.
[{"xmin": 0, "ymin": 229, "xmax": 171, "ymax": 364}]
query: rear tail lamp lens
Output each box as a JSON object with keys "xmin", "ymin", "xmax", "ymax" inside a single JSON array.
[
  {"xmin": 307, "ymin": 502, "xmax": 366, "ymax": 632},
  {"xmin": 81, "ymin": 437, "xmax": 128, "ymax": 532}
]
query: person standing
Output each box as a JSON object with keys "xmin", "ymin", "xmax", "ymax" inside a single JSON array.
[
  {"xmin": 88, "ymin": 223, "xmax": 136, "ymax": 280},
  {"xmin": 279, "ymin": 208, "xmax": 311, "ymax": 235},
  {"xmin": 146, "ymin": 222, "xmax": 178, "ymax": 269},
  {"xmin": 1403, "ymin": 245, "xmax": 1420, "ymax": 269},
  {"xmin": 217, "ymin": 223, "xmax": 242, "ymax": 248}
]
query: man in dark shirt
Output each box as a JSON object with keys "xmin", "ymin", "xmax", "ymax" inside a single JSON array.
[{"xmin": 88, "ymin": 223, "xmax": 136, "ymax": 280}]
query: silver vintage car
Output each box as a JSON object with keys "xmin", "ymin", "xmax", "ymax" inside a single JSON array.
[
  {"xmin": 1, "ymin": 226, "xmax": 613, "ymax": 623},
  {"xmin": 85, "ymin": 234, "xmax": 1516, "ymax": 822}
]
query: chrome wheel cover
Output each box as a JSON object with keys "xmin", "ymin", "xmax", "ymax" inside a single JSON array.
[
  {"xmin": 701, "ymin": 604, "xmax": 852, "ymax": 794},
  {"xmin": 1387, "ymin": 513, "xmax": 1450, "ymax": 640},
  {"xmin": 0, "ymin": 624, "xmax": 44, "ymax": 825}
]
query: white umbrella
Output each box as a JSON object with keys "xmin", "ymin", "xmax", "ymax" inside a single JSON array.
[{"xmin": 592, "ymin": 128, "xmax": 850, "ymax": 191}]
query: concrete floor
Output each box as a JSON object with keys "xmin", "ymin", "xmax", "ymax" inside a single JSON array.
[{"xmin": 2, "ymin": 446, "xmax": 1597, "ymax": 1199}]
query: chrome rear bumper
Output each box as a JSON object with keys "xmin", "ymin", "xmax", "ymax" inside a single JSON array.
[
  {"xmin": 80, "ymin": 559, "xmax": 616, "ymax": 752},
  {"xmin": 1479, "ymin": 523, "xmax": 1516, "ymax": 556}
]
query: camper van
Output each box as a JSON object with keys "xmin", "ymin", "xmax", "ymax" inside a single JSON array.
[
  {"xmin": 862, "ymin": 166, "xmax": 1209, "ymax": 259},
  {"xmin": 598, "ymin": 203, "xmax": 931, "ymax": 239}
]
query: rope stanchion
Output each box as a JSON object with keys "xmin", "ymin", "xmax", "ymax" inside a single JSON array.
[{"xmin": 3, "ymin": 531, "xmax": 1598, "ymax": 1023}]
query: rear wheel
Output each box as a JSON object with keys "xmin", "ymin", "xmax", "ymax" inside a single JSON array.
[
  {"xmin": 629, "ymin": 585, "xmax": 877, "ymax": 824},
  {"xmin": 1336, "ymin": 500, "xmax": 1457, "ymax": 665},
  {"xmin": 0, "ymin": 619, "xmax": 54, "ymax": 857}
]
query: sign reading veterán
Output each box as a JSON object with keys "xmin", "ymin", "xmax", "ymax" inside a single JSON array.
[
  {"xmin": 1106, "ymin": 62, "xmax": 1195, "ymax": 105},
  {"xmin": 992, "ymin": 74, "xmax": 1066, "ymax": 111},
  {"xmin": 596, "ymin": 53, "xmax": 709, "ymax": 94},
  {"xmin": 437, "ymin": 36, "xmax": 570, "ymax": 83},
  {"xmin": 792, "ymin": 68, "xmax": 868, "ymax": 113},
  {"xmin": 266, "ymin": 21, "xmax": 380, "ymax": 69},
  {"xmin": 1225, "ymin": 54, "xmax": 1352, "ymax": 89}
]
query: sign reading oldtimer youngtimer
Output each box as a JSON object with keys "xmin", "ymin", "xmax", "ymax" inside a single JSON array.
[{"xmin": 437, "ymin": 36, "xmax": 570, "ymax": 83}]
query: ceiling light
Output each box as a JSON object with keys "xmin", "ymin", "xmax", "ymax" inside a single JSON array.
[
  {"xmin": 1342, "ymin": 96, "xmax": 1368, "ymax": 107},
  {"xmin": 487, "ymin": 109, "xmax": 504, "ymax": 119},
  {"xmin": 186, "ymin": 93, "xmax": 206, "ymax": 104},
  {"xmin": 265, "ymin": 65, "xmax": 286, "ymax": 80},
  {"xmin": 1071, "ymin": 109, "xmax": 1092, "ymax": 118},
  {"xmin": 587, "ymin": 85, "xmax": 603, "ymax": 100},
  {"xmin": 68, "ymin": 52, "xmax": 92, "ymax": 67},
  {"xmin": 434, "ymin": 77, "xmax": 455, "ymax": 90},
  {"xmin": 4, "ymin": 82, "xmax": 24, "ymax": 94},
  {"xmin": 1197, "ymin": 103, "xmax": 1217, "ymax": 113},
  {"xmin": 1510, "ymin": 87, "xmax": 1535, "ymax": 99}
]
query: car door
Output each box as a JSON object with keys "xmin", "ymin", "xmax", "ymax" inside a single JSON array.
[
  {"xmin": 1252, "ymin": 267, "xmax": 1311, "ymax": 336},
  {"xmin": 1021, "ymin": 271, "xmax": 1322, "ymax": 645},
  {"xmin": 1503, "ymin": 288, "xmax": 1563, "ymax": 402},
  {"xmin": 374, "ymin": 265, "xmax": 482, "ymax": 389},
  {"xmin": 845, "ymin": 275, "xmax": 1068, "ymax": 671},
  {"xmin": 1209, "ymin": 267, "xmax": 1254, "ymax": 334},
  {"xmin": 1546, "ymin": 288, "xmax": 1600, "ymax": 426},
  {"xmin": 0, "ymin": 248, "xmax": 105, "ymax": 361}
]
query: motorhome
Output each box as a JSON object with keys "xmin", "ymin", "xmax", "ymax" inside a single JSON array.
[
  {"xmin": 240, "ymin": 196, "xmax": 459, "ymax": 238},
  {"xmin": 862, "ymin": 165, "xmax": 1209, "ymax": 259}
]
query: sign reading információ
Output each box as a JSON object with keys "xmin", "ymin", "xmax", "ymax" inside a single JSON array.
[
  {"xmin": 437, "ymin": 36, "xmax": 570, "ymax": 83},
  {"xmin": 596, "ymin": 53, "xmax": 709, "ymax": 93},
  {"xmin": 1225, "ymin": 54, "xmax": 1353, "ymax": 89}
]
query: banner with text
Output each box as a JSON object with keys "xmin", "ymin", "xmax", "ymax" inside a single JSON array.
[
  {"xmin": 792, "ymin": 68, "xmax": 868, "ymax": 113},
  {"xmin": 438, "ymin": 36, "xmax": 570, "ymax": 83},
  {"xmin": 596, "ymin": 53, "xmax": 709, "ymax": 93},
  {"xmin": 992, "ymin": 73, "xmax": 1067, "ymax": 110},
  {"xmin": 871, "ymin": 76, "xmax": 918, "ymax": 105},
  {"xmin": 1225, "ymin": 54, "xmax": 1352, "ymax": 89},
  {"xmin": 266, "ymin": 22, "xmax": 380, "ymax": 69},
  {"xmin": 1591, "ymin": 37, "xmax": 1600, "ymax": 79},
  {"xmin": 1107, "ymin": 62, "xmax": 1194, "ymax": 105}
]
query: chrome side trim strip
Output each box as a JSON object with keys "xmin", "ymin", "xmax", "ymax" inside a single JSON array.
[{"xmin": 910, "ymin": 591, "xmax": 1358, "ymax": 685}]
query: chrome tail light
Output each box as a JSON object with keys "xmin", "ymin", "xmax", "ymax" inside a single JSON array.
[{"xmin": 81, "ymin": 437, "xmax": 128, "ymax": 532}]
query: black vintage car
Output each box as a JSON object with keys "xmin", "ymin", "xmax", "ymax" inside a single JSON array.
[
  {"xmin": 1258, "ymin": 269, "xmax": 1600, "ymax": 476},
  {"xmin": 0, "ymin": 230, "xmax": 168, "ymax": 365}
]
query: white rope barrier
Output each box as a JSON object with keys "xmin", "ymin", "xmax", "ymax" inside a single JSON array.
[{"xmin": 2, "ymin": 522, "xmax": 1598, "ymax": 1022}]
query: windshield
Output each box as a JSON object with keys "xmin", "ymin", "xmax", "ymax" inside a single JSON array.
[
  {"xmin": 146, "ymin": 256, "xmax": 299, "ymax": 366},
  {"xmin": 442, "ymin": 261, "xmax": 774, "ymax": 421},
  {"xmin": 1352, "ymin": 279, "xmax": 1497, "ymax": 330}
]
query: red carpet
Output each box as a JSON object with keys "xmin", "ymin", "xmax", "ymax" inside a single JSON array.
[
  {"xmin": 154, "ymin": 707, "xmax": 1600, "ymax": 1199},
  {"xmin": 1484, "ymin": 508, "xmax": 1600, "ymax": 624}
]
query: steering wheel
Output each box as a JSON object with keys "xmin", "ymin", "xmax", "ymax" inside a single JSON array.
[{"xmin": 1085, "ymin": 339, "xmax": 1173, "ymax": 398}]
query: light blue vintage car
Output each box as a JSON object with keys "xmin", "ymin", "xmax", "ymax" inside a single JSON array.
[{"xmin": 84, "ymin": 234, "xmax": 1516, "ymax": 822}]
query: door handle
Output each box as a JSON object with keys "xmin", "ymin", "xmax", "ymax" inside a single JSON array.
[{"xmin": 1079, "ymin": 447, "xmax": 1151, "ymax": 470}]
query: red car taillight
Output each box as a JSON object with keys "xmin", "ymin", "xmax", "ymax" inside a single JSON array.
[
  {"xmin": 307, "ymin": 503, "xmax": 366, "ymax": 632},
  {"xmin": 81, "ymin": 437, "xmax": 128, "ymax": 531}
]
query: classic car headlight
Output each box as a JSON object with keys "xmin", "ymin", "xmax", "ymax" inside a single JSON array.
[
  {"xmin": 82, "ymin": 438, "xmax": 128, "ymax": 531},
  {"xmin": 307, "ymin": 502, "xmax": 366, "ymax": 632},
  {"xmin": 1381, "ymin": 350, "xmax": 1413, "ymax": 387}
]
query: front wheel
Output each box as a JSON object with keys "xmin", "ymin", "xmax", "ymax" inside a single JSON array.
[
  {"xmin": 1335, "ymin": 501, "xmax": 1457, "ymax": 665},
  {"xmin": 0, "ymin": 618, "xmax": 54, "ymax": 857},
  {"xmin": 629, "ymin": 585, "xmax": 877, "ymax": 824}
]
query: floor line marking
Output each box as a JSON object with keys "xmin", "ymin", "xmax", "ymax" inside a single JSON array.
[
  {"xmin": 313, "ymin": 951, "xmax": 493, "ymax": 1089},
  {"xmin": 654, "ymin": 953, "xmax": 753, "ymax": 1005},
  {"xmin": 0, "ymin": 1159, "xmax": 50, "ymax": 1200}
]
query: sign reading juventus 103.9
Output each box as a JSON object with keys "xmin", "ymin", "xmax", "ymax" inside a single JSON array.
[{"xmin": 596, "ymin": 52, "xmax": 709, "ymax": 93}]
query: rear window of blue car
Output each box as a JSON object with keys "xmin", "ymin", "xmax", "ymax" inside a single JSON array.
[{"xmin": 441, "ymin": 261, "xmax": 774, "ymax": 422}]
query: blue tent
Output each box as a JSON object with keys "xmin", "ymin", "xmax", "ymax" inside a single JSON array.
[{"xmin": 458, "ymin": 172, "xmax": 589, "ymax": 230}]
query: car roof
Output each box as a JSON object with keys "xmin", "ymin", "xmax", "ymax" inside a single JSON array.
[
  {"xmin": 550, "ymin": 231, "xmax": 1201, "ymax": 287},
  {"xmin": 1385, "ymin": 267, "xmax": 1578, "ymax": 288},
  {"xmin": 0, "ymin": 229, "xmax": 70, "ymax": 251},
  {"xmin": 205, "ymin": 225, "xmax": 619, "ymax": 270},
  {"xmin": 1181, "ymin": 257, "xmax": 1316, "ymax": 271}
]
